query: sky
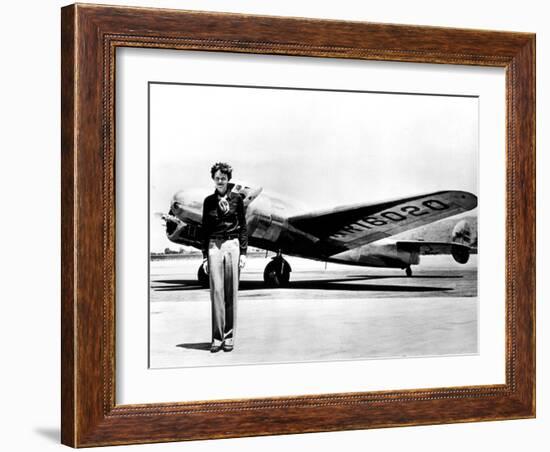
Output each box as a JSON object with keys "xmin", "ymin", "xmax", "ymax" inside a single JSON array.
[{"xmin": 149, "ymin": 83, "xmax": 478, "ymax": 251}]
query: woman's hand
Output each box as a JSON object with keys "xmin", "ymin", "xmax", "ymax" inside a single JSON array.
[
  {"xmin": 239, "ymin": 255, "xmax": 247, "ymax": 269},
  {"xmin": 203, "ymin": 258, "xmax": 208, "ymax": 274}
]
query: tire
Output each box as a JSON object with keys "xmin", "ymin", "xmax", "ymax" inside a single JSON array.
[
  {"xmin": 197, "ymin": 263, "xmax": 209, "ymax": 288},
  {"xmin": 263, "ymin": 259, "xmax": 291, "ymax": 287}
]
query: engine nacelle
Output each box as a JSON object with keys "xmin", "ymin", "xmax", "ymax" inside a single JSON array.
[{"xmin": 163, "ymin": 214, "xmax": 203, "ymax": 248}]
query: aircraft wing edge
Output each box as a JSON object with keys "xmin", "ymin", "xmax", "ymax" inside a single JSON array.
[
  {"xmin": 286, "ymin": 190, "xmax": 477, "ymax": 249},
  {"xmin": 287, "ymin": 190, "xmax": 465, "ymax": 226}
]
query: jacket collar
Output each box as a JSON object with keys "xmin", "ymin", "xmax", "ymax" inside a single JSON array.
[{"xmin": 214, "ymin": 187, "xmax": 232, "ymax": 198}]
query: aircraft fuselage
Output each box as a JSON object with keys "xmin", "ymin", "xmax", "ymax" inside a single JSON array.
[{"xmin": 163, "ymin": 185, "xmax": 467, "ymax": 270}]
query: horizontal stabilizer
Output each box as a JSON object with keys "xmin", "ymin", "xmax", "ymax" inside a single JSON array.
[
  {"xmin": 397, "ymin": 240, "xmax": 473, "ymax": 264},
  {"xmin": 396, "ymin": 240, "xmax": 470, "ymax": 255}
]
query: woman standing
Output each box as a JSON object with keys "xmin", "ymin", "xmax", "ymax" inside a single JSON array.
[{"xmin": 202, "ymin": 162, "xmax": 247, "ymax": 353}]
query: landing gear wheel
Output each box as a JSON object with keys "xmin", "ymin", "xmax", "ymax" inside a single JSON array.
[
  {"xmin": 405, "ymin": 266, "xmax": 412, "ymax": 277},
  {"xmin": 197, "ymin": 262, "xmax": 209, "ymax": 288},
  {"xmin": 263, "ymin": 257, "xmax": 291, "ymax": 287}
]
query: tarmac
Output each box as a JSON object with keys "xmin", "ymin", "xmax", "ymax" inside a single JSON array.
[{"xmin": 149, "ymin": 254, "xmax": 478, "ymax": 368}]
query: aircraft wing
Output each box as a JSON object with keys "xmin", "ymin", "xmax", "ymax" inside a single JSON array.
[{"xmin": 287, "ymin": 191, "xmax": 477, "ymax": 250}]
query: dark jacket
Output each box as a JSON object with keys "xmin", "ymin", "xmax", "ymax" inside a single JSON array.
[{"xmin": 201, "ymin": 190, "xmax": 248, "ymax": 258}]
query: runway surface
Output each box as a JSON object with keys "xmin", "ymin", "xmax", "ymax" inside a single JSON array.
[{"xmin": 149, "ymin": 255, "xmax": 478, "ymax": 368}]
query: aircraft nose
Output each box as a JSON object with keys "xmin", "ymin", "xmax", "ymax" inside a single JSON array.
[
  {"xmin": 169, "ymin": 189, "xmax": 205, "ymax": 224},
  {"xmin": 171, "ymin": 190, "xmax": 187, "ymax": 215}
]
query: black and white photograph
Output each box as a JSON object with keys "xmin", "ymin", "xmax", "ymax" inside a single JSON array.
[
  {"xmin": 4, "ymin": 0, "xmax": 544, "ymax": 451},
  {"xmin": 148, "ymin": 82, "xmax": 479, "ymax": 368}
]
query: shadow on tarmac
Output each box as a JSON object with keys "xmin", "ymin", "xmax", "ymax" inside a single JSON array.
[
  {"xmin": 153, "ymin": 275, "xmax": 453, "ymax": 293},
  {"xmin": 176, "ymin": 342, "xmax": 211, "ymax": 351},
  {"xmin": 345, "ymin": 274, "xmax": 462, "ymax": 279}
]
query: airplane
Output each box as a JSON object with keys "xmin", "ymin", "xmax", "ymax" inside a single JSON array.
[{"xmin": 160, "ymin": 182, "xmax": 478, "ymax": 287}]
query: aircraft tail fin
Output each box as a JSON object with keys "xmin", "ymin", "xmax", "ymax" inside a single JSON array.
[{"xmin": 451, "ymin": 218, "xmax": 477, "ymax": 250}]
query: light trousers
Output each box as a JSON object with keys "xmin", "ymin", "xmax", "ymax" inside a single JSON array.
[{"xmin": 208, "ymin": 238, "xmax": 240, "ymax": 345}]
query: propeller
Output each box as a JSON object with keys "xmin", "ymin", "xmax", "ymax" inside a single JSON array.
[{"xmin": 153, "ymin": 212, "xmax": 186, "ymax": 228}]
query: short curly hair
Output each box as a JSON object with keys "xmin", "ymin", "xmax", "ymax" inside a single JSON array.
[{"xmin": 210, "ymin": 162, "xmax": 233, "ymax": 180}]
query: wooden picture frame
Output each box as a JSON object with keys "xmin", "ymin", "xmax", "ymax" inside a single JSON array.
[{"xmin": 61, "ymin": 3, "xmax": 535, "ymax": 447}]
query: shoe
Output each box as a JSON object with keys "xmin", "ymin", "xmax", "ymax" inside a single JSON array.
[
  {"xmin": 222, "ymin": 343, "xmax": 234, "ymax": 352},
  {"xmin": 210, "ymin": 344, "xmax": 222, "ymax": 353}
]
